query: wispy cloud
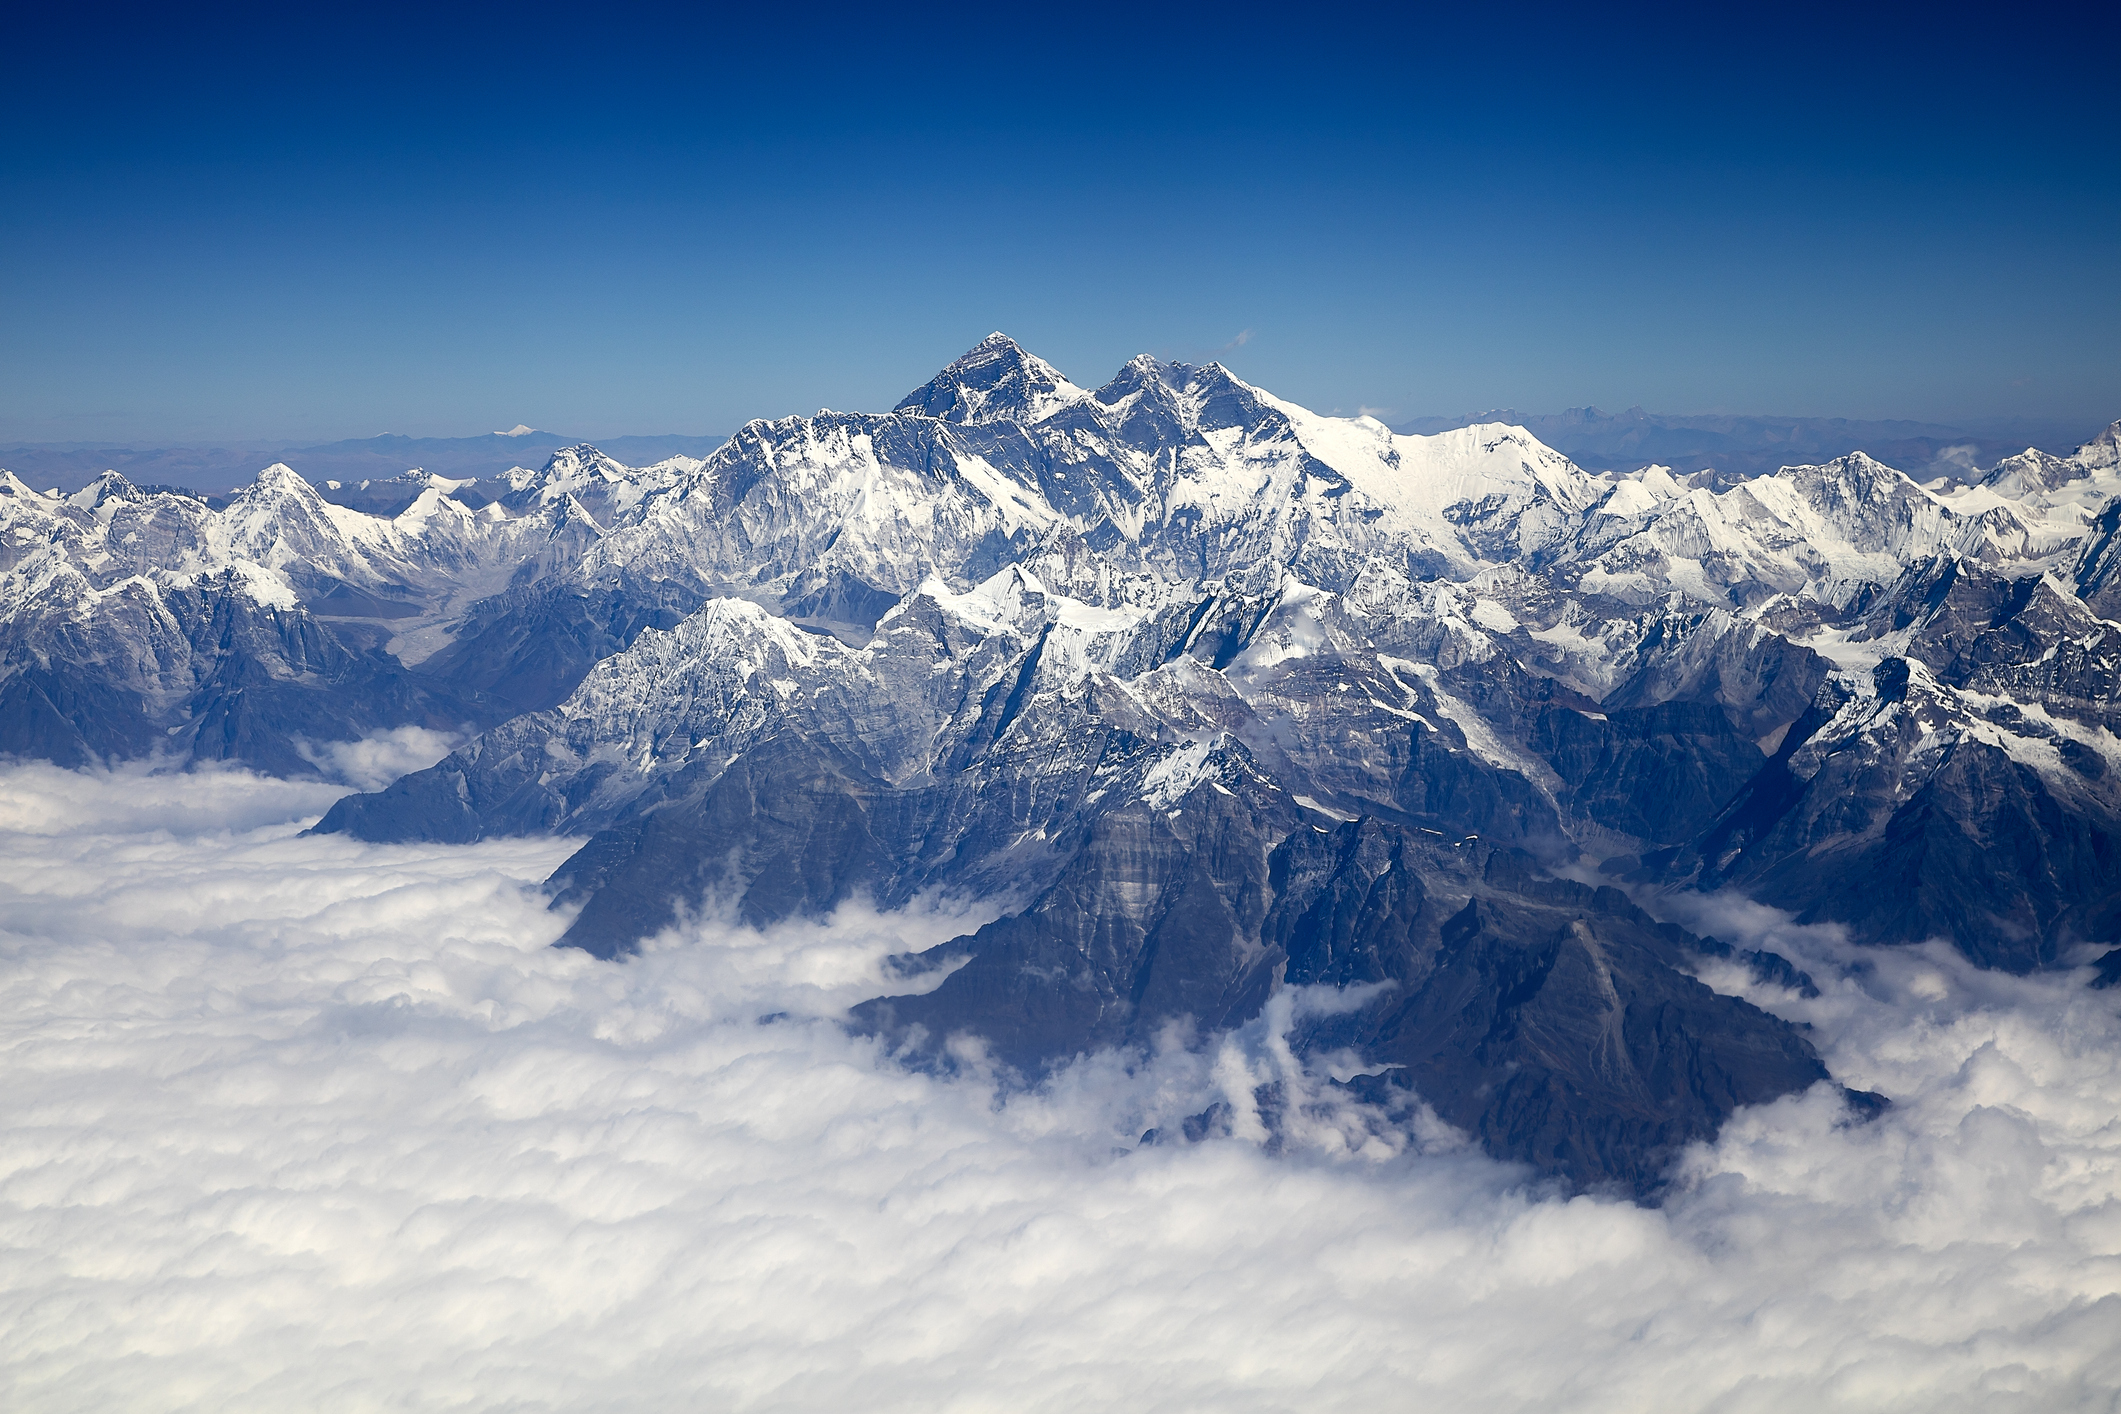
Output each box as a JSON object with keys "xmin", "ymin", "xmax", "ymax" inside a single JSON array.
[
  {"xmin": 293, "ymin": 724, "xmax": 464, "ymax": 792},
  {"xmin": 2, "ymin": 764, "xmax": 2118, "ymax": 1410}
]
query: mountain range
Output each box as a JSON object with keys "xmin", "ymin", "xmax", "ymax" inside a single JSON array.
[
  {"xmin": 0, "ymin": 430, "xmax": 730, "ymax": 500},
  {"xmin": 1395, "ymin": 406, "xmax": 2100, "ymax": 482},
  {"xmin": 6, "ymin": 331, "xmax": 2117, "ymax": 1196}
]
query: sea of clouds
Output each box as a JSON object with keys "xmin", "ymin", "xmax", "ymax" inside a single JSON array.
[{"xmin": 2, "ymin": 759, "xmax": 2119, "ymax": 1412}]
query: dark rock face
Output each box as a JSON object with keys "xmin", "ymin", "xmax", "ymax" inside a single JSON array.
[
  {"xmin": 0, "ymin": 568, "xmax": 496, "ymax": 776},
  {"xmin": 2075, "ymin": 498, "xmax": 2121, "ymax": 620},
  {"xmin": 862, "ymin": 818, "xmax": 1831, "ymax": 1197},
  {"xmin": 416, "ymin": 582, "xmax": 701, "ymax": 717},
  {"xmin": 1526, "ymin": 700, "xmax": 1765, "ymax": 845},
  {"xmin": 2091, "ymin": 949, "xmax": 2121, "ymax": 990},
  {"xmin": 1598, "ymin": 611, "xmax": 1832, "ymax": 740},
  {"xmin": 0, "ymin": 665, "xmax": 161, "ymax": 766},
  {"xmin": 1674, "ymin": 554, "xmax": 2121, "ymax": 970},
  {"xmin": 548, "ymin": 740, "xmax": 910, "ymax": 951},
  {"xmin": 855, "ymin": 793, "xmax": 1293, "ymax": 1072},
  {"xmin": 1699, "ymin": 729, "xmax": 2121, "ymax": 972}
]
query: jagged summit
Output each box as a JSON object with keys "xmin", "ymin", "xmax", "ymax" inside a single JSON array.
[
  {"xmin": 1086, "ymin": 355, "xmax": 1274, "ymax": 427},
  {"xmin": 2076, "ymin": 418, "xmax": 2121, "ymax": 472},
  {"xmin": 64, "ymin": 470, "xmax": 144, "ymax": 512},
  {"xmin": 493, "ymin": 442, "xmax": 684, "ymax": 530},
  {"xmin": 502, "ymin": 444, "xmax": 624, "ymax": 499},
  {"xmin": 896, "ymin": 337, "xmax": 1296, "ymax": 443},
  {"xmin": 894, "ymin": 332, "xmax": 1090, "ymax": 426},
  {"xmin": 226, "ymin": 463, "xmax": 336, "ymax": 523},
  {"xmin": 247, "ymin": 461, "xmax": 321, "ymax": 493}
]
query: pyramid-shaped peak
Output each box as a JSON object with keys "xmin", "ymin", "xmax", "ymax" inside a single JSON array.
[
  {"xmin": 239, "ymin": 463, "xmax": 329, "ymax": 503},
  {"xmin": 1778, "ymin": 450, "xmax": 1929, "ymax": 514},
  {"xmin": 1180, "ymin": 359, "xmax": 1260, "ymax": 392},
  {"xmin": 1788, "ymin": 448, "xmax": 1901, "ymax": 479},
  {"xmin": 66, "ymin": 470, "xmax": 144, "ymax": 512},
  {"xmin": 1092, "ymin": 352, "xmax": 1180, "ymax": 402},
  {"xmin": 542, "ymin": 443, "xmax": 620, "ymax": 471},
  {"xmin": 953, "ymin": 331, "xmax": 1042, "ymax": 366},
  {"xmin": 895, "ymin": 333, "xmax": 1089, "ymax": 426},
  {"xmin": 495, "ymin": 443, "xmax": 639, "ymax": 514}
]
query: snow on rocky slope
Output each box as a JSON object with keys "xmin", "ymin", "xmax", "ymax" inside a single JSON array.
[
  {"xmin": 0, "ymin": 449, "xmax": 668, "ymax": 768},
  {"xmin": 9, "ymin": 333, "xmax": 2119, "ymax": 1192}
]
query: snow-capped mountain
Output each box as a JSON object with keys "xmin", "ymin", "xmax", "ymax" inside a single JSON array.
[
  {"xmin": 7, "ymin": 333, "xmax": 2117, "ymax": 1194},
  {"xmin": 0, "ymin": 448, "xmax": 676, "ymax": 769},
  {"xmin": 894, "ymin": 330, "xmax": 1092, "ymax": 424},
  {"xmin": 497, "ymin": 443, "xmax": 696, "ymax": 527}
]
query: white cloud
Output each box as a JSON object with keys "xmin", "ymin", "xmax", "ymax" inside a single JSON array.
[
  {"xmin": 1, "ymin": 765, "xmax": 2118, "ymax": 1411},
  {"xmin": 1922, "ymin": 441, "xmax": 1985, "ymax": 483},
  {"xmin": 295, "ymin": 725, "xmax": 465, "ymax": 791}
]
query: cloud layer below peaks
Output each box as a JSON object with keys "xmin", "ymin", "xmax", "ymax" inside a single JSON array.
[{"xmin": 2, "ymin": 760, "xmax": 2118, "ymax": 1413}]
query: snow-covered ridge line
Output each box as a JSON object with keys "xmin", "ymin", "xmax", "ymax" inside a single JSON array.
[
  {"xmin": 6, "ymin": 331, "xmax": 2119, "ymax": 843},
  {"xmin": 12, "ymin": 337, "xmax": 2113, "ymax": 635}
]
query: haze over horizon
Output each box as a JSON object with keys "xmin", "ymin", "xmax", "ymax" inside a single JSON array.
[
  {"xmin": 7, "ymin": 334, "xmax": 2106, "ymax": 499},
  {"xmin": 5, "ymin": 3, "xmax": 2117, "ymax": 445}
]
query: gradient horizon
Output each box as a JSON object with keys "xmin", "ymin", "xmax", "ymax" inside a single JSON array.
[{"xmin": 5, "ymin": 2, "xmax": 2116, "ymax": 445}]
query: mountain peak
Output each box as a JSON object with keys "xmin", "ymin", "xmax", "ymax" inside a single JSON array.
[
  {"xmin": 65, "ymin": 470, "xmax": 143, "ymax": 512},
  {"xmin": 895, "ymin": 333, "xmax": 1089, "ymax": 426},
  {"xmin": 2076, "ymin": 419, "xmax": 2121, "ymax": 473},
  {"xmin": 241, "ymin": 462, "xmax": 327, "ymax": 503}
]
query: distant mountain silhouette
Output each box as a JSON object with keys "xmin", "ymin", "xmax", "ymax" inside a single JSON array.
[
  {"xmin": 1395, "ymin": 406, "xmax": 2097, "ymax": 483},
  {"xmin": 0, "ymin": 430, "xmax": 728, "ymax": 494}
]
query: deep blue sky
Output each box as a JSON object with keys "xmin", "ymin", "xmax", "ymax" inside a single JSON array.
[{"xmin": 5, "ymin": 2, "xmax": 2117, "ymax": 444}]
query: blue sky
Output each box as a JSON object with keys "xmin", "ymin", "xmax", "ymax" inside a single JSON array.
[{"xmin": 4, "ymin": 2, "xmax": 2116, "ymax": 444}]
